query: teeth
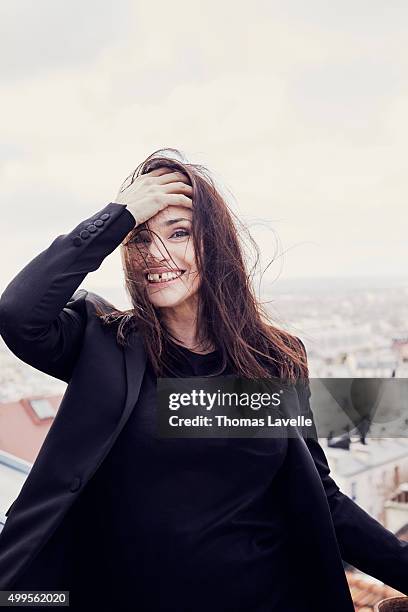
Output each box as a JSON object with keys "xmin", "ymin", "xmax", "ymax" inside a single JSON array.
[{"xmin": 147, "ymin": 270, "xmax": 184, "ymax": 283}]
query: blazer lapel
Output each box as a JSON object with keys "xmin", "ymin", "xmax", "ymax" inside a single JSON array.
[{"xmin": 121, "ymin": 330, "xmax": 147, "ymax": 429}]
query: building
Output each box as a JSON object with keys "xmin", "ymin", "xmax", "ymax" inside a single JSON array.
[
  {"xmin": 0, "ymin": 394, "xmax": 62, "ymax": 520},
  {"xmin": 0, "ymin": 395, "xmax": 62, "ymax": 463},
  {"xmin": 324, "ymin": 438, "xmax": 408, "ymax": 523},
  {"xmin": 0, "ymin": 450, "xmax": 31, "ymax": 533},
  {"xmin": 384, "ymin": 484, "xmax": 408, "ymax": 535}
]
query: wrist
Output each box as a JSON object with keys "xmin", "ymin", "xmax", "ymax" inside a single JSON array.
[{"xmin": 116, "ymin": 203, "xmax": 138, "ymax": 226}]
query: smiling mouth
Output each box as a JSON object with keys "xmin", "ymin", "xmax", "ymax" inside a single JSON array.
[{"xmin": 145, "ymin": 270, "xmax": 186, "ymax": 284}]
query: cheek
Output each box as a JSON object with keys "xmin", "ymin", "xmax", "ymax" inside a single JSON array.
[
  {"xmin": 125, "ymin": 246, "xmax": 146, "ymax": 268},
  {"xmin": 178, "ymin": 246, "xmax": 200, "ymax": 291},
  {"xmin": 178, "ymin": 242, "xmax": 197, "ymax": 270}
]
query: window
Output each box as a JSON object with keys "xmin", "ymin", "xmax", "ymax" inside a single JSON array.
[{"xmin": 28, "ymin": 399, "xmax": 55, "ymax": 420}]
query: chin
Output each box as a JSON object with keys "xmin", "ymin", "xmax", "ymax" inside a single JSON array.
[
  {"xmin": 147, "ymin": 290, "xmax": 190, "ymax": 309},
  {"xmin": 146, "ymin": 276, "xmax": 200, "ymax": 309}
]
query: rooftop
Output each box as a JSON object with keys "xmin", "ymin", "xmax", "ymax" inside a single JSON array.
[{"xmin": 346, "ymin": 570, "xmax": 405, "ymax": 611}]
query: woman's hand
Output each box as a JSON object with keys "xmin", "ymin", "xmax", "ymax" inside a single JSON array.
[{"xmin": 114, "ymin": 167, "xmax": 193, "ymax": 225}]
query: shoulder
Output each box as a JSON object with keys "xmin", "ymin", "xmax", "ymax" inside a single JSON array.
[
  {"xmin": 268, "ymin": 326, "xmax": 307, "ymax": 359},
  {"xmin": 71, "ymin": 289, "xmax": 141, "ymax": 342},
  {"xmin": 86, "ymin": 290, "xmax": 117, "ymax": 314},
  {"xmin": 69, "ymin": 289, "xmax": 119, "ymax": 320},
  {"xmin": 294, "ymin": 336, "xmax": 308, "ymax": 359}
]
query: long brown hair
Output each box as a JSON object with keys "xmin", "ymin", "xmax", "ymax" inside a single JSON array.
[{"xmin": 95, "ymin": 148, "xmax": 308, "ymax": 383}]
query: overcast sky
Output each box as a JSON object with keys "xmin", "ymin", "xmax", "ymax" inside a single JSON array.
[{"xmin": 1, "ymin": 0, "xmax": 407, "ymax": 298}]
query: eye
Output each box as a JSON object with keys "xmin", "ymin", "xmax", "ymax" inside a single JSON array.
[
  {"xmin": 132, "ymin": 231, "xmax": 150, "ymax": 244},
  {"xmin": 171, "ymin": 229, "xmax": 190, "ymax": 239}
]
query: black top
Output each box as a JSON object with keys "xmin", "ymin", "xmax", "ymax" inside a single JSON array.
[
  {"xmin": 160, "ymin": 338, "xmax": 229, "ymax": 377},
  {"xmin": 71, "ymin": 340, "xmax": 305, "ymax": 611}
]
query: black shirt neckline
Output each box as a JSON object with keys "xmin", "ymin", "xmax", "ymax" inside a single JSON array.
[
  {"xmin": 164, "ymin": 337, "xmax": 225, "ymax": 377},
  {"xmin": 167, "ymin": 338, "xmax": 220, "ymax": 359}
]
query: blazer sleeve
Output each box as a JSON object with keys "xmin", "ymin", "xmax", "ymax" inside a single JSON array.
[
  {"xmin": 297, "ymin": 338, "xmax": 408, "ymax": 596},
  {"xmin": 0, "ymin": 202, "xmax": 136, "ymax": 384}
]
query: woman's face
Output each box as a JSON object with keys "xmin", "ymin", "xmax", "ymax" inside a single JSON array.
[{"xmin": 131, "ymin": 205, "xmax": 200, "ymax": 309}]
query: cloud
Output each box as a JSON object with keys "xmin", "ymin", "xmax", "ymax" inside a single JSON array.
[
  {"xmin": 0, "ymin": 0, "xmax": 407, "ymax": 288},
  {"xmin": 0, "ymin": 0, "xmax": 134, "ymax": 81}
]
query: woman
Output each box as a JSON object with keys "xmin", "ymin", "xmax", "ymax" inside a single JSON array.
[{"xmin": 0, "ymin": 148, "xmax": 407, "ymax": 612}]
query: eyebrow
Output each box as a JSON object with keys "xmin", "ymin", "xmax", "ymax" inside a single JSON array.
[
  {"xmin": 137, "ymin": 217, "xmax": 192, "ymax": 232},
  {"xmin": 160, "ymin": 217, "xmax": 192, "ymax": 227}
]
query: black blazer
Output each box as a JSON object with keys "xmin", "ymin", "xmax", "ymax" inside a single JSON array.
[{"xmin": 0, "ymin": 201, "xmax": 407, "ymax": 611}]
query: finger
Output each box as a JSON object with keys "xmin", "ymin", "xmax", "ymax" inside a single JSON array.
[
  {"xmin": 162, "ymin": 181, "xmax": 193, "ymax": 196},
  {"xmin": 156, "ymin": 171, "xmax": 191, "ymax": 185},
  {"xmin": 145, "ymin": 167, "xmax": 173, "ymax": 177},
  {"xmin": 160, "ymin": 193, "xmax": 193, "ymax": 209}
]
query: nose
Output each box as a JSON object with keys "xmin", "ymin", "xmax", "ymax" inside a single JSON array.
[{"xmin": 147, "ymin": 234, "xmax": 167, "ymax": 261}]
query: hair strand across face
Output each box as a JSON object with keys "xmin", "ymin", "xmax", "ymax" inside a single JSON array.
[{"xmin": 94, "ymin": 148, "xmax": 309, "ymax": 384}]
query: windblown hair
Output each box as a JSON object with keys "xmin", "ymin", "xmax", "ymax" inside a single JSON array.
[{"xmin": 95, "ymin": 148, "xmax": 308, "ymax": 383}]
